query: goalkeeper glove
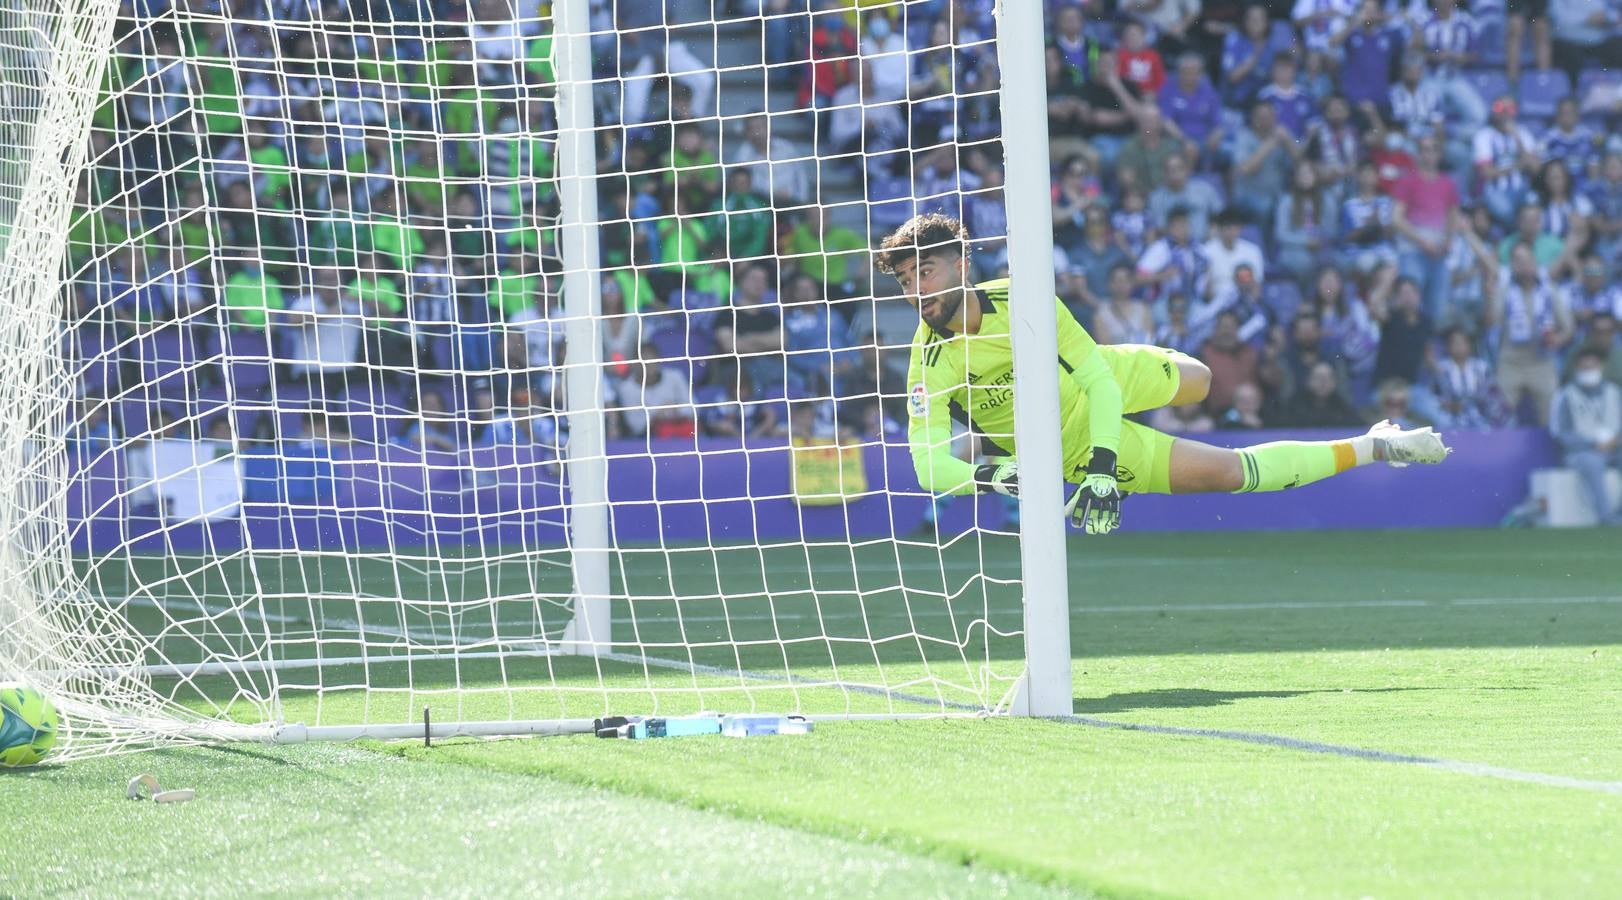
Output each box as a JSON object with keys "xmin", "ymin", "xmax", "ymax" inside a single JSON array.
[
  {"xmin": 973, "ymin": 461, "xmax": 1019, "ymax": 497},
  {"xmin": 1065, "ymin": 449, "xmax": 1122, "ymax": 535}
]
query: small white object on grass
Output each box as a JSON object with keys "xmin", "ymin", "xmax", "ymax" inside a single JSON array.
[{"xmin": 126, "ymin": 773, "xmax": 195, "ymax": 804}]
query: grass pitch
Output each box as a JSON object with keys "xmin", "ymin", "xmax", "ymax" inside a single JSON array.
[{"xmin": 5, "ymin": 528, "xmax": 1621, "ymax": 897}]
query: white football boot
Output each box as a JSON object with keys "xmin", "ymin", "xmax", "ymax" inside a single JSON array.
[{"xmin": 1367, "ymin": 419, "xmax": 1452, "ymax": 468}]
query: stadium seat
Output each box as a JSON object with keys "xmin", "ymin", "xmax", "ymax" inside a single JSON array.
[
  {"xmin": 1577, "ymin": 68, "xmax": 1620, "ymax": 114},
  {"xmin": 692, "ymin": 383, "xmax": 730, "ymax": 409},
  {"xmin": 1463, "ymin": 69, "xmax": 1510, "ymax": 107},
  {"xmin": 649, "ymin": 327, "xmax": 690, "ymax": 362},
  {"xmin": 1518, "ymin": 70, "xmax": 1571, "ymax": 121},
  {"xmin": 1476, "ymin": 20, "xmax": 1507, "ymax": 67},
  {"xmin": 639, "ymin": 305, "xmax": 684, "ymax": 340},
  {"xmin": 1577, "ymin": 68, "xmax": 1619, "ymax": 92},
  {"xmin": 421, "ymin": 334, "xmax": 461, "ymax": 374},
  {"xmin": 239, "ymin": 453, "xmax": 284, "ymax": 504},
  {"xmin": 133, "ymin": 327, "xmax": 208, "ymax": 398},
  {"xmin": 669, "ymin": 286, "xmax": 724, "ymax": 312},
  {"xmin": 69, "ymin": 327, "xmax": 119, "ymax": 395},
  {"xmin": 266, "ymin": 383, "xmax": 315, "ymax": 440},
  {"xmin": 117, "ymin": 398, "xmax": 180, "ymax": 440},
  {"xmin": 1476, "ymin": 20, "xmax": 1536, "ymax": 70},
  {"xmin": 221, "ymin": 328, "xmax": 274, "ymax": 394},
  {"xmin": 335, "ymin": 408, "xmax": 382, "ymax": 445}
]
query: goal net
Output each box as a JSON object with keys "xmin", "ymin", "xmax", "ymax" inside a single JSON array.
[{"xmin": 2, "ymin": 0, "xmax": 1069, "ymax": 759}]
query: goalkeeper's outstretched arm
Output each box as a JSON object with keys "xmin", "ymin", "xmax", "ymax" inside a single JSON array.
[
  {"xmin": 905, "ymin": 368, "xmax": 981, "ymax": 496},
  {"xmin": 1055, "ymin": 297, "xmax": 1123, "ymax": 465},
  {"xmin": 1055, "ymin": 300, "xmax": 1127, "ymax": 533}
]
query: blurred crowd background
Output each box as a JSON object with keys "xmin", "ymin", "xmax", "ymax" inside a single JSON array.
[{"xmin": 65, "ymin": 0, "xmax": 1622, "ymax": 493}]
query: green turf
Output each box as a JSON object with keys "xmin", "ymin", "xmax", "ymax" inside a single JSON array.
[
  {"xmin": 384, "ymin": 720, "xmax": 1621, "ymax": 898},
  {"xmin": 0, "ymin": 743, "xmax": 1074, "ymax": 897},
  {"xmin": 7, "ymin": 528, "xmax": 1621, "ymax": 896}
]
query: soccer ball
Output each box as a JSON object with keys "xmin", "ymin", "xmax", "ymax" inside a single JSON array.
[{"xmin": 0, "ymin": 682, "xmax": 58, "ymax": 767}]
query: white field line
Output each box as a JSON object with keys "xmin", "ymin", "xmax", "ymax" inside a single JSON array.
[
  {"xmin": 670, "ymin": 593, "xmax": 1622, "ymax": 623},
  {"xmin": 103, "ymin": 591, "xmax": 1622, "ymax": 681},
  {"xmin": 114, "ymin": 595, "xmax": 301, "ymax": 624},
  {"xmin": 1057, "ymin": 715, "xmax": 1622, "ymax": 797},
  {"xmin": 113, "ymin": 593, "xmax": 1622, "ymax": 634},
  {"xmin": 94, "ymin": 596, "xmax": 1622, "ymax": 795},
  {"xmin": 610, "ymin": 649, "xmax": 1622, "ymax": 798}
]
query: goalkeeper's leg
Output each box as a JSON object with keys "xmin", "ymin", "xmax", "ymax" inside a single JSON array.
[
  {"xmin": 1098, "ymin": 344, "xmax": 1212, "ymax": 414},
  {"xmin": 1161, "ymin": 420, "xmax": 1452, "ymax": 495}
]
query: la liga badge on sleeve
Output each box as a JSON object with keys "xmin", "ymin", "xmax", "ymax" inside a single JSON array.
[{"xmin": 908, "ymin": 383, "xmax": 928, "ymax": 418}]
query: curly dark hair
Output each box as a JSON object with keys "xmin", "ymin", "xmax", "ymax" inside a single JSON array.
[{"xmin": 874, "ymin": 213, "xmax": 969, "ymax": 275}]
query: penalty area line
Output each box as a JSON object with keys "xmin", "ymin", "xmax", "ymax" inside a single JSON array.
[
  {"xmin": 1054, "ymin": 715, "xmax": 1622, "ymax": 797},
  {"xmin": 614, "ymin": 651, "xmax": 1622, "ymax": 798}
]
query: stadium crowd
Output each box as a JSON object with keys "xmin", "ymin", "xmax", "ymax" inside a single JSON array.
[{"xmin": 65, "ymin": 0, "xmax": 1622, "ymax": 479}]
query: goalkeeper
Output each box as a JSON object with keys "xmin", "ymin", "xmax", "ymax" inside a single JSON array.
[{"xmin": 878, "ymin": 214, "xmax": 1451, "ymax": 535}]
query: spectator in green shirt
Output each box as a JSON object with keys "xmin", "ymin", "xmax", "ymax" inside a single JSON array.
[
  {"xmin": 784, "ymin": 206, "xmax": 869, "ymax": 297},
  {"xmin": 369, "ymin": 191, "xmax": 426, "ymax": 272},
  {"xmin": 66, "ymin": 182, "xmax": 135, "ymax": 274},
  {"xmin": 304, "ymin": 193, "xmax": 371, "ymax": 270},
  {"xmin": 348, "ymin": 256, "xmax": 412, "ymax": 385},
  {"xmin": 224, "ymin": 252, "xmax": 285, "ymax": 329},
  {"xmin": 247, "ymin": 126, "xmax": 294, "ymax": 209},
  {"xmin": 653, "ymin": 192, "xmax": 729, "ymax": 300},
  {"xmin": 185, "ymin": 22, "xmax": 242, "ymax": 137},
  {"xmin": 525, "ymin": 33, "xmax": 554, "ymax": 86},
  {"xmin": 609, "ymin": 267, "xmax": 659, "ymax": 312},
  {"xmin": 716, "ymin": 167, "xmax": 772, "ymax": 262},
  {"xmin": 490, "ymin": 252, "xmax": 544, "ymax": 318},
  {"xmin": 348, "ymin": 258, "xmax": 405, "ymax": 321},
  {"xmin": 665, "ymin": 124, "xmax": 722, "ymax": 202},
  {"xmin": 402, "ymin": 139, "xmax": 448, "ymax": 217}
]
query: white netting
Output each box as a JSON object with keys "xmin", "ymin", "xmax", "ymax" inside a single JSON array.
[{"xmin": 2, "ymin": 0, "xmax": 1039, "ymax": 760}]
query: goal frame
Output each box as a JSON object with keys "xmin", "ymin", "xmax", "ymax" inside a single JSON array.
[{"xmin": 28, "ymin": 0, "xmax": 1076, "ymax": 753}]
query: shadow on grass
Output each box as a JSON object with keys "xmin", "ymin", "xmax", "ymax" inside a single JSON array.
[{"xmin": 1072, "ymin": 686, "xmax": 1450, "ymax": 714}]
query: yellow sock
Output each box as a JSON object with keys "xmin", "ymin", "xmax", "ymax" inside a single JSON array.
[{"xmin": 1233, "ymin": 437, "xmax": 1370, "ymax": 493}]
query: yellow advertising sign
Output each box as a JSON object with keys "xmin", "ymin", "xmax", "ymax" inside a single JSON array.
[{"xmin": 790, "ymin": 440, "xmax": 868, "ymax": 505}]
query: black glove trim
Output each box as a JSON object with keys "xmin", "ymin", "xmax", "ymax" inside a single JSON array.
[
  {"xmin": 974, "ymin": 463, "xmax": 1001, "ymax": 493},
  {"xmin": 1085, "ymin": 448, "xmax": 1118, "ymax": 479}
]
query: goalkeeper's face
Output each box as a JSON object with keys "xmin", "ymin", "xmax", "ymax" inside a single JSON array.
[{"xmin": 893, "ymin": 251, "xmax": 967, "ymax": 332}]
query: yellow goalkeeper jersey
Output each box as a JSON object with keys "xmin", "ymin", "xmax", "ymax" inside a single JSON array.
[{"xmin": 904, "ymin": 279, "xmax": 1124, "ymax": 495}]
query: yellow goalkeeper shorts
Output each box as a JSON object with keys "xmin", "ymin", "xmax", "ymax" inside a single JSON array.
[
  {"xmin": 1067, "ymin": 419, "xmax": 1177, "ymax": 496},
  {"xmin": 1097, "ymin": 344, "xmax": 1192, "ymax": 414}
]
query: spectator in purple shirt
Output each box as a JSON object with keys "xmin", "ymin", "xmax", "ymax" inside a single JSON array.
[
  {"xmin": 1158, "ymin": 53, "xmax": 1225, "ymax": 162},
  {"xmin": 1220, "ymin": 4, "xmax": 1294, "ymax": 106},
  {"xmin": 1332, "ymin": 0, "xmax": 1403, "ymax": 120},
  {"xmin": 1257, "ymin": 54, "xmax": 1317, "ymax": 139},
  {"xmin": 1542, "ymin": 98, "xmax": 1600, "ymax": 179}
]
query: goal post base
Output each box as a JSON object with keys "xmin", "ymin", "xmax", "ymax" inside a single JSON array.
[
  {"xmin": 555, "ymin": 599, "xmax": 610, "ymax": 657},
  {"xmin": 1000, "ymin": 671, "xmax": 1075, "ymax": 718},
  {"xmin": 1001, "ymin": 673, "xmax": 1030, "ymax": 717}
]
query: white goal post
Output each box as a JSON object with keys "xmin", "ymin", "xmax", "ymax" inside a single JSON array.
[{"xmin": 0, "ymin": 0, "xmax": 1072, "ymax": 760}]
